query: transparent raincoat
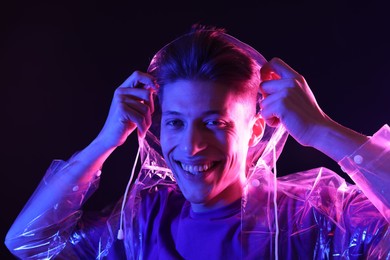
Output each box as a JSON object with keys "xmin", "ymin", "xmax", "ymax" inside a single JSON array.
[{"xmin": 5, "ymin": 32, "xmax": 390, "ymax": 259}]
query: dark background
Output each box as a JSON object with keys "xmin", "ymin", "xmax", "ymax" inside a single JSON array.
[{"xmin": 1, "ymin": 1, "xmax": 389, "ymax": 258}]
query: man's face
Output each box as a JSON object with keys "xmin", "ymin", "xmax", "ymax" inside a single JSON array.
[{"xmin": 160, "ymin": 80, "xmax": 256, "ymax": 212}]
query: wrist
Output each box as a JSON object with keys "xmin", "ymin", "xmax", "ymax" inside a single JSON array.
[
  {"xmin": 93, "ymin": 133, "xmax": 121, "ymax": 151},
  {"xmin": 72, "ymin": 136, "xmax": 117, "ymax": 175},
  {"xmin": 309, "ymin": 118, "xmax": 368, "ymax": 162}
]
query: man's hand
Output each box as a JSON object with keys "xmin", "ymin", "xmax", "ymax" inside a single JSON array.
[
  {"xmin": 97, "ymin": 71, "xmax": 158, "ymax": 149},
  {"xmin": 259, "ymin": 57, "xmax": 328, "ymax": 147}
]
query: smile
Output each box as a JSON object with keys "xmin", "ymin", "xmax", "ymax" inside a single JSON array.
[{"xmin": 176, "ymin": 161, "xmax": 217, "ymax": 176}]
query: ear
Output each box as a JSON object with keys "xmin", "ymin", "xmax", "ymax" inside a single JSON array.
[{"xmin": 249, "ymin": 114, "xmax": 265, "ymax": 147}]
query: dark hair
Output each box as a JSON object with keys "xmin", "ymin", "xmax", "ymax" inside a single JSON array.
[{"xmin": 147, "ymin": 24, "xmax": 261, "ymax": 111}]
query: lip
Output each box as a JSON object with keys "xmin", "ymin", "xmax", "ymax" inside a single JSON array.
[{"xmin": 174, "ymin": 159, "xmax": 220, "ymax": 180}]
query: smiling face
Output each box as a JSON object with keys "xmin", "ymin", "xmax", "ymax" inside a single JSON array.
[{"xmin": 160, "ymin": 79, "xmax": 259, "ymax": 212}]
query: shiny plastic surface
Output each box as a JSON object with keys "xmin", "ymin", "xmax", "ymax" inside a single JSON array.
[{"xmin": 5, "ymin": 32, "xmax": 390, "ymax": 259}]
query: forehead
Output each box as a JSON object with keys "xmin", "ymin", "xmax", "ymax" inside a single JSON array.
[
  {"xmin": 159, "ymin": 80, "xmax": 257, "ymax": 122},
  {"xmin": 161, "ymin": 80, "xmax": 243, "ymax": 112}
]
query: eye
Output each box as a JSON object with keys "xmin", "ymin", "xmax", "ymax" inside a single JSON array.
[
  {"xmin": 205, "ymin": 120, "xmax": 228, "ymax": 128},
  {"xmin": 165, "ymin": 119, "xmax": 184, "ymax": 129}
]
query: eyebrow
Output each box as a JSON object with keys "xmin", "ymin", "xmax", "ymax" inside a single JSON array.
[{"xmin": 162, "ymin": 110, "xmax": 226, "ymax": 116}]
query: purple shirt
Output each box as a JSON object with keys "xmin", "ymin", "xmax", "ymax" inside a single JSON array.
[{"xmin": 139, "ymin": 187, "xmax": 242, "ymax": 259}]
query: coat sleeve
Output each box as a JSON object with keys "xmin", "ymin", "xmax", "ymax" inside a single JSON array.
[
  {"xmin": 338, "ymin": 124, "xmax": 390, "ymax": 223},
  {"xmin": 4, "ymin": 157, "xmax": 104, "ymax": 259}
]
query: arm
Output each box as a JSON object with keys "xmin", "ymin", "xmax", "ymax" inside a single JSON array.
[
  {"xmin": 5, "ymin": 71, "xmax": 158, "ymax": 258},
  {"xmin": 337, "ymin": 125, "xmax": 390, "ymax": 222},
  {"xmin": 259, "ymin": 58, "xmax": 389, "ymax": 222}
]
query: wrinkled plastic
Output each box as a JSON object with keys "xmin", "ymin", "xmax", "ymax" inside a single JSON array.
[
  {"xmin": 5, "ymin": 127, "xmax": 390, "ymax": 259},
  {"xmin": 5, "ymin": 31, "xmax": 390, "ymax": 259}
]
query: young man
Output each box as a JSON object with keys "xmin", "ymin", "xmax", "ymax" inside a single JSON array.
[{"xmin": 5, "ymin": 25, "xmax": 390, "ymax": 259}]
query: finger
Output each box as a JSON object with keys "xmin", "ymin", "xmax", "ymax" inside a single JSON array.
[
  {"xmin": 260, "ymin": 90, "xmax": 290, "ymax": 127},
  {"xmin": 260, "ymin": 78, "xmax": 296, "ymax": 96},
  {"xmin": 119, "ymin": 70, "xmax": 158, "ymax": 90},
  {"xmin": 265, "ymin": 117, "xmax": 280, "ymax": 127},
  {"xmin": 260, "ymin": 98, "xmax": 281, "ymax": 127},
  {"xmin": 120, "ymin": 90, "xmax": 155, "ymax": 115},
  {"xmin": 121, "ymin": 97, "xmax": 151, "ymax": 115},
  {"xmin": 260, "ymin": 105, "xmax": 280, "ymax": 127},
  {"xmin": 116, "ymin": 88, "xmax": 154, "ymax": 103},
  {"xmin": 149, "ymin": 90, "xmax": 155, "ymax": 115},
  {"xmin": 121, "ymin": 105, "xmax": 151, "ymax": 134},
  {"xmin": 261, "ymin": 57, "xmax": 300, "ymax": 81},
  {"xmin": 260, "ymin": 63, "xmax": 281, "ymax": 82}
]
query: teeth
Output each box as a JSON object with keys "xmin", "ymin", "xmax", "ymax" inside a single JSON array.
[{"xmin": 180, "ymin": 162, "xmax": 214, "ymax": 175}]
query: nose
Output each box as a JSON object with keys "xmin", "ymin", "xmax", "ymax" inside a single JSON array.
[{"xmin": 179, "ymin": 124, "xmax": 207, "ymax": 156}]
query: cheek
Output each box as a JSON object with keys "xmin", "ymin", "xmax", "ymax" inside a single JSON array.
[
  {"xmin": 160, "ymin": 128, "xmax": 177, "ymax": 157},
  {"xmin": 226, "ymin": 129, "xmax": 251, "ymax": 158},
  {"xmin": 218, "ymin": 131, "xmax": 239, "ymax": 151}
]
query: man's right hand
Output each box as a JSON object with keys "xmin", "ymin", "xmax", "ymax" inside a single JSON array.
[{"xmin": 97, "ymin": 71, "xmax": 158, "ymax": 149}]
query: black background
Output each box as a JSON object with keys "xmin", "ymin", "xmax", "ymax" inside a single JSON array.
[{"xmin": 1, "ymin": 1, "xmax": 389, "ymax": 258}]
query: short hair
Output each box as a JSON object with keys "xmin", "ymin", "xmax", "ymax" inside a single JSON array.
[{"xmin": 148, "ymin": 24, "xmax": 261, "ymax": 114}]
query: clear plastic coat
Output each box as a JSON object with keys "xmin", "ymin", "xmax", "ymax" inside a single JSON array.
[{"xmin": 5, "ymin": 32, "xmax": 390, "ymax": 259}]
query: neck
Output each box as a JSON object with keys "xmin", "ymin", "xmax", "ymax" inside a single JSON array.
[{"xmin": 191, "ymin": 180, "xmax": 243, "ymax": 213}]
